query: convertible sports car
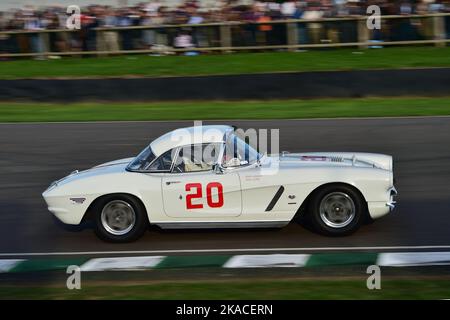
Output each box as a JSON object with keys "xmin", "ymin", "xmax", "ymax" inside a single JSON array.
[{"xmin": 42, "ymin": 125, "xmax": 396, "ymax": 242}]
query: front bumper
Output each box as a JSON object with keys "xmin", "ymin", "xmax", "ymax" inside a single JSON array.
[
  {"xmin": 367, "ymin": 186, "xmax": 397, "ymax": 219},
  {"xmin": 42, "ymin": 189, "xmax": 93, "ymax": 225},
  {"xmin": 386, "ymin": 186, "xmax": 397, "ymax": 212}
]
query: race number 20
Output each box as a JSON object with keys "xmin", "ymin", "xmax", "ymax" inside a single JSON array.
[{"xmin": 185, "ymin": 182, "xmax": 224, "ymax": 209}]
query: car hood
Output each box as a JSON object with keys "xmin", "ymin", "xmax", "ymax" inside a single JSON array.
[
  {"xmin": 49, "ymin": 157, "xmax": 134, "ymax": 188},
  {"xmin": 93, "ymin": 157, "xmax": 135, "ymax": 168},
  {"xmin": 271, "ymin": 152, "xmax": 393, "ymax": 171}
]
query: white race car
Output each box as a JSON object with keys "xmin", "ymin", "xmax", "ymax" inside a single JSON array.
[{"xmin": 43, "ymin": 125, "xmax": 396, "ymax": 242}]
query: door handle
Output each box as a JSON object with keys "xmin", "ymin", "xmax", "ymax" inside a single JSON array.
[{"xmin": 166, "ymin": 181, "xmax": 181, "ymax": 185}]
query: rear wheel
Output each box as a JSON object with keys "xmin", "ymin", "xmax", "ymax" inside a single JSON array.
[
  {"xmin": 308, "ymin": 185, "xmax": 365, "ymax": 236},
  {"xmin": 93, "ymin": 195, "xmax": 148, "ymax": 242}
]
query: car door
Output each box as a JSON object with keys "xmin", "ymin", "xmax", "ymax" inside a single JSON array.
[
  {"xmin": 221, "ymin": 132, "xmax": 283, "ymax": 215},
  {"xmin": 161, "ymin": 143, "xmax": 242, "ymax": 218},
  {"xmin": 238, "ymin": 166, "xmax": 286, "ymax": 214}
]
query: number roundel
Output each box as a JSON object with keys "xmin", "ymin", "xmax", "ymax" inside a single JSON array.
[{"xmin": 185, "ymin": 182, "xmax": 224, "ymax": 209}]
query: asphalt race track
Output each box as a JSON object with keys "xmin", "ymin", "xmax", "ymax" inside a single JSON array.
[{"xmin": 0, "ymin": 117, "xmax": 449, "ymax": 256}]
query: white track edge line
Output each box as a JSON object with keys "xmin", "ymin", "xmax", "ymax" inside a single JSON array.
[{"xmin": 1, "ymin": 245, "xmax": 450, "ymax": 257}]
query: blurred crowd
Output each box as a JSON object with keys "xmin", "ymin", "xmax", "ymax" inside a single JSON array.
[
  {"xmin": 0, "ymin": 0, "xmax": 449, "ymax": 55},
  {"xmin": 2, "ymin": 0, "xmax": 450, "ymax": 29}
]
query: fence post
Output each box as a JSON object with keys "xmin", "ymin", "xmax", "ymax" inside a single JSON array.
[
  {"xmin": 219, "ymin": 24, "xmax": 231, "ymax": 52},
  {"xmin": 286, "ymin": 21, "xmax": 298, "ymax": 51},
  {"xmin": 41, "ymin": 31, "xmax": 50, "ymax": 57},
  {"xmin": 433, "ymin": 15, "xmax": 445, "ymax": 47},
  {"xmin": 96, "ymin": 29, "xmax": 103, "ymax": 56},
  {"xmin": 357, "ymin": 17, "xmax": 369, "ymax": 49}
]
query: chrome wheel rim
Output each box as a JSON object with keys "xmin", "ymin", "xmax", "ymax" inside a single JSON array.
[
  {"xmin": 101, "ymin": 200, "xmax": 136, "ymax": 236},
  {"xmin": 319, "ymin": 192, "xmax": 355, "ymax": 228}
]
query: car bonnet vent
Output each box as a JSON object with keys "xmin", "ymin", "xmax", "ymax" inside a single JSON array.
[{"xmin": 330, "ymin": 156, "xmax": 343, "ymax": 162}]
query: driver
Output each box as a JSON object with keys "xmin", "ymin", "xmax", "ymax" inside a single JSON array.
[{"xmin": 223, "ymin": 140, "xmax": 241, "ymax": 167}]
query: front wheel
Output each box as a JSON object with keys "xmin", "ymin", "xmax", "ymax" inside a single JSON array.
[
  {"xmin": 93, "ymin": 195, "xmax": 148, "ymax": 242},
  {"xmin": 308, "ymin": 185, "xmax": 365, "ymax": 236}
]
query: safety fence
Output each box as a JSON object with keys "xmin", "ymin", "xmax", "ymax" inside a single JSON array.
[{"xmin": 0, "ymin": 13, "xmax": 449, "ymax": 58}]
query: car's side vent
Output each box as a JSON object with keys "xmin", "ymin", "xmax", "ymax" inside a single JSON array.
[{"xmin": 265, "ymin": 186, "xmax": 285, "ymax": 212}]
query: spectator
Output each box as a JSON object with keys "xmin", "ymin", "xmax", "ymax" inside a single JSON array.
[
  {"xmin": 302, "ymin": 2, "xmax": 324, "ymax": 44},
  {"xmin": 0, "ymin": 0, "xmax": 448, "ymax": 57},
  {"xmin": 281, "ymin": 1, "xmax": 297, "ymax": 18},
  {"xmin": 23, "ymin": 8, "xmax": 46, "ymax": 58},
  {"xmin": 100, "ymin": 7, "xmax": 120, "ymax": 52},
  {"xmin": 174, "ymin": 29, "xmax": 194, "ymax": 49}
]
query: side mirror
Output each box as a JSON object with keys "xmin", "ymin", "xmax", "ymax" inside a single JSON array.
[{"xmin": 213, "ymin": 163, "xmax": 224, "ymax": 174}]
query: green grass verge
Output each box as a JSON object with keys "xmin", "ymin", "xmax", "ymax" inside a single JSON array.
[
  {"xmin": 1, "ymin": 278, "xmax": 449, "ymax": 299},
  {"xmin": 1, "ymin": 97, "xmax": 450, "ymax": 122},
  {"xmin": 1, "ymin": 47, "xmax": 450, "ymax": 79}
]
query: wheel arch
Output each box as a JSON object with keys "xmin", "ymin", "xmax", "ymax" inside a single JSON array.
[
  {"xmin": 295, "ymin": 182, "xmax": 369, "ymax": 220},
  {"xmin": 82, "ymin": 192, "xmax": 150, "ymax": 224}
]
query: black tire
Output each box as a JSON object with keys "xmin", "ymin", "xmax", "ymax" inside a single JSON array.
[
  {"xmin": 93, "ymin": 194, "xmax": 148, "ymax": 243},
  {"xmin": 308, "ymin": 185, "xmax": 365, "ymax": 236}
]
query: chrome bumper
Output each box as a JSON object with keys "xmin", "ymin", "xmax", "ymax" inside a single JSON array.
[{"xmin": 386, "ymin": 186, "xmax": 397, "ymax": 211}]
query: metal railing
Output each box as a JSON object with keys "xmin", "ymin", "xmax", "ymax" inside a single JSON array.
[{"xmin": 0, "ymin": 13, "xmax": 449, "ymax": 58}]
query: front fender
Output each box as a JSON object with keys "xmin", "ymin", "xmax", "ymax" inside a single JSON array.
[{"xmin": 42, "ymin": 171, "xmax": 162, "ymax": 225}]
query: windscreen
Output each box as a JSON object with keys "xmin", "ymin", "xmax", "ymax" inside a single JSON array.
[
  {"xmin": 223, "ymin": 133, "xmax": 260, "ymax": 167},
  {"xmin": 127, "ymin": 146, "xmax": 157, "ymax": 171}
]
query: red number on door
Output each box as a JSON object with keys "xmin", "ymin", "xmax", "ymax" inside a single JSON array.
[
  {"xmin": 185, "ymin": 182, "xmax": 224, "ymax": 209},
  {"xmin": 206, "ymin": 182, "xmax": 224, "ymax": 208},
  {"xmin": 185, "ymin": 183, "xmax": 203, "ymax": 209}
]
